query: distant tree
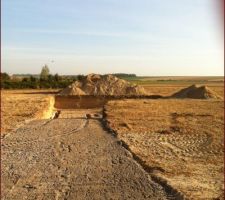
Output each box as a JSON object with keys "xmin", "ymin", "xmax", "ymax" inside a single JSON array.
[
  {"xmin": 77, "ymin": 74, "xmax": 85, "ymax": 81},
  {"xmin": 22, "ymin": 77, "xmax": 29, "ymax": 82},
  {"xmin": 54, "ymin": 73, "xmax": 60, "ymax": 81},
  {"xmin": 11, "ymin": 75, "xmax": 21, "ymax": 81},
  {"xmin": 1, "ymin": 73, "xmax": 10, "ymax": 81},
  {"xmin": 40, "ymin": 65, "xmax": 50, "ymax": 80},
  {"xmin": 30, "ymin": 76, "xmax": 37, "ymax": 82},
  {"xmin": 112, "ymin": 73, "xmax": 137, "ymax": 78},
  {"xmin": 47, "ymin": 74, "xmax": 54, "ymax": 82},
  {"xmin": 0, "ymin": 70, "xmax": 75, "ymax": 89}
]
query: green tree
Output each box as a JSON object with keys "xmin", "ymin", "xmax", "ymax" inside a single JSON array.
[
  {"xmin": 77, "ymin": 74, "xmax": 85, "ymax": 81},
  {"xmin": 30, "ymin": 76, "xmax": 37, "ymax": 82},
  {"xmin": 54, "ymin": 73, "xmax": 60, "ymax": 81},
  {"xmin": 22, "ymin": 77, "xmax": 29, "ymax": 82},
  {"xmin": 47, "ymin": 74, "xmax": 54, "ymax": 82},
  {"xmin": 40, "ymin": 65, "xmax": 50, "ymax": 80},
  {"xmin": 1, "ymin": 73, "xmax": 10, "ymax": 81}
]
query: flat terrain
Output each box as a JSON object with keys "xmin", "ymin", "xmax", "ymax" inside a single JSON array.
[
  {"xmin": 105, "ymin": 99, "xmax": 224, "ymax": 199},
  {"xmin": 2, "ymin": 116, "xmax": 171, "ymax": 200}
]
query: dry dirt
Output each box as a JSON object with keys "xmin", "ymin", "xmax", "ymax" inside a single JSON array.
[
  {"xmin": 142, "ymin": 83, "xmax": 224, "ymax": 98},
  {"xmin": 1, "ymin": 81, "xmax": 224, "ymax": 200},
  {"xmin": 1, "ymin": 90, "xmax": 58, "ymax": 135},
  {"xmin": 2, "ymin": 115, "xmax": 173, "ymax": 200},
  {"xmin": 104, "ymin": 99, "xmax": 224, "ymax": 199},
  {"xmin": 59, "ymin": 74, "xmax": 147, "ymax": 96},
  {"xmin": 171, "ymin": 85, "xmax": 222, "ymax": 99}
]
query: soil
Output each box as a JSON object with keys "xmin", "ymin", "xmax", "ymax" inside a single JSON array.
[
  {"xmin": 1, "ymin": 90, "xmax": 56, "ymax": 135},
  {"xmin": 171, "ymin": 84, "xmax": 222, "ymax": 99},
  {"xmin": 104, "ymin": 99, "xmax": 224, "ymax": 199},
  {"xmin": 143, "ymin": 84, "xmax": 224, "ymax": 98},
  {"xmin": 2, "ymin": 81, "xmax": 224, "ymax": 200},
  {"xmin": 59, "ymin": 74, "xmax": 147, "ymax": 96},
  {"xmin": 2, "ymin": 114, "xmax": 173, "ymax": 200}
]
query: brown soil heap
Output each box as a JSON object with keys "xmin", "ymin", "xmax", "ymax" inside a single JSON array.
[
  {"xmin": 171, "ymin": 84, "xmax": 221, "ymax": 99},
  {"xmin": 59, "ymin": 74, "xmax": 147, "ymax": 96}
]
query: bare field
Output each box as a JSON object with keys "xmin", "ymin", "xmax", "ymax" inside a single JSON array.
[
  {"xmin": 1, "ymin": 90, "xmax": 58, "ymax": 135},
  {"xmin": 105, "ymin": 98, "xmax": 224, "ymax": 199}
]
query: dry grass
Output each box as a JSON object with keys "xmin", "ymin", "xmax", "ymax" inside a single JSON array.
[
  {"xmin": 1, "ymin": 89, "xmax": 58, "ymax": 135},
  {"xmin": 105, "ymin": 98, "xmax": 224, "ymax": 199}
]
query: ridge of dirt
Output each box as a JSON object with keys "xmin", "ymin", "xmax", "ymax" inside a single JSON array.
[
  {"xmin": 171, "ymin": 84, "xmax": 222, "ymax": 99},
  {"xmin": 1, "ymin": 92, "xmax": 56, "ymax": 137},
  {"xmin": 59, "ymin": 74, "xmax": 148, "ymax": 96},
  {"xmin": 102, "ymin": 109, "xmax": 185, "ymax": 200}
]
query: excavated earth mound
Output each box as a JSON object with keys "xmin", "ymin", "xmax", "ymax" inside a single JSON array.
[
  {"xmin": 59, "ymin": 74, "xmax": 148, "ymax": 96},
  {"xmin": 171, "ymin": 84, "xmax": 221, "ymax": 99}
]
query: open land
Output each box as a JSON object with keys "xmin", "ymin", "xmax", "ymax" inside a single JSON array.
[
  {"xmin": 1, "ymin": 76, "xmax": 224, "ymax": 199},
  {"xmin": 139, "ymin": 77, "xmax": 224, "ymax": 97},
  {"xmin": 104, "ymin": 98, "xmax": 224, "ymax": 199}
]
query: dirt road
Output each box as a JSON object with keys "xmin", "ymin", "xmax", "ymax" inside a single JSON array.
[{"xmin": 1, "ymin": 117, "xmax": 174, "ymax": 200}]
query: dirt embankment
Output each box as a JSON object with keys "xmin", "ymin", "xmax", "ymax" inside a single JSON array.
[
  {"xmin": 37, "ymin": 96, "xmax": 55, "ymax": 119},
  {"xmin": 1, "ymin": 90, "xmax": 56, "ymax": 135}
]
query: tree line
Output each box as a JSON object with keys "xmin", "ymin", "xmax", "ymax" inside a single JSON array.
[
  {"xmin": 110, "ymin": 73, "xmax": 136, "ymax": 78},
  {"xmin": 1, "ymin": 65, "xmax": 77, "ymax": 89},
  {"xmin": 1, "ymin": 66, "xmax": 137, "ymax": 89}
]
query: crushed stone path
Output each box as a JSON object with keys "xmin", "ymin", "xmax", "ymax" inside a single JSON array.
[{"xmin": 2, "ymin": 118, "xmax": 169, "ymax": 200}]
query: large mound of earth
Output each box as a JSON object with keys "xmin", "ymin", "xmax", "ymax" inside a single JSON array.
[
  {"xmin": 59, "ymin": 74, "xmax": 148, "ymax": 96},
  {"xmin": 171, "ymin": 84, "xmax": 221, "ymax": 99}
]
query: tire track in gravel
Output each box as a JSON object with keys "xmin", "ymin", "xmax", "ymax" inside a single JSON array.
[
  {"xmin": 1, "ymin": 119, "xmax": 89, "ymax": 148},
  {"xmin": 2, "ymin": 118, "xmax": 87, "ymax": 199},
  {"xmin": 2, "ymin": 118, "xmax": 171, "ymax": 200}
]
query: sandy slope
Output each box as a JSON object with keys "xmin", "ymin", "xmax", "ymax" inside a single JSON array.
[{"xmin": 1, "ymin": 90, "xmax": 56, "ymax": 135}]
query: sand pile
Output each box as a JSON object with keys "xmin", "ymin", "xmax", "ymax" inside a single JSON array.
[
  {"xmin": 171, "ymin": 85, "xmax": 221, "ymax": 99},
  {"xmin": 59, "ymin": 74, "xmax": 147, "ymax": 96}
]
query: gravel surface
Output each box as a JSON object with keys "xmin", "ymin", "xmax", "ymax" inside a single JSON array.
[{"xmin": 2, "ymin": 118, "xmax": 169, "ymax": 200}]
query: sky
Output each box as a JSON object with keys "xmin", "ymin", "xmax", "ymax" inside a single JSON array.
[{"xmin": 2, "ymin": 0, "xmax": 224, "ymax": 76}]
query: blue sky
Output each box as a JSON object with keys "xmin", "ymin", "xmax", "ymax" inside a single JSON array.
[{"xmin": 2, "ymin": 0, "xmax": 224, "ymax": 75}]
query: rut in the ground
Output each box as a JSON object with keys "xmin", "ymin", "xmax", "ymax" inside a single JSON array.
[{"xmin": 2, "ymin": 118, "xmax": 173, "ymax": 200}]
